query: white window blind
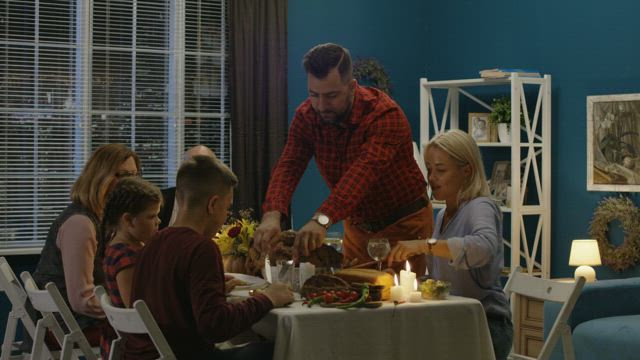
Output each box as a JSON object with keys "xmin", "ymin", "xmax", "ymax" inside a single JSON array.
[
  {"xmin": 0, "ymin": 0, "xmax": 230, "ymax": 253},
  {"xmin": 92, "ymin": 0, "xmax": 172, "ymax": 186},
  {"xmin": 184, "ymin": 0, "xmax": 230, "ymax": 164}
]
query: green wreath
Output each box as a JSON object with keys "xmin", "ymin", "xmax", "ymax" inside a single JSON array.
[
  {"xmin": 353, "ymin": 58, "xmax": 391, "ymax": 95},
  {"xmin": 589, "ymin": 196, "xmax": 640, "ymax": 272}
]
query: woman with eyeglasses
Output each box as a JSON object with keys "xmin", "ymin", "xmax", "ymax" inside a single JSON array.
[{"xmin": 32, "ymin": 143, "xmax": 140, "ymax": 346}]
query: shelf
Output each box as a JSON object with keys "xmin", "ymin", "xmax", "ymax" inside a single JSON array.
[
  {"xmin": 421, "ymin": 76, "xmax": 546, "ymax": 89},
  {"xmin": 420, "ymin": 74, "xmax": 552, "ymax": 281}
]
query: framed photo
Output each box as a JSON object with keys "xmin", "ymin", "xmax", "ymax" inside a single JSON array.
[
  {"xmin": 587, "ymin": 94, "xmax": 640, "ymax": 191},
  {"xmin": 468, "ymin": 112, "xmax": 491, "ymax": 143},
  {"xmin": 489, "ymin": 161, "xmax": 511, "ymax": 204}
]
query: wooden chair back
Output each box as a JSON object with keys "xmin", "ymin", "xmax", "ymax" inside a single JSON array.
[
  {"xmin": 95, "ymin": 286, "xmax": 175, "ymax": 360},
  {"xmin": 0, "ymin": 257, "xmax": 53, "ymax": 360},
  {"xmin": 20, "ymin": 271, "xmax": 98, "ymax": 360},
  {"xmin": 504, "ymin": 266, "xmax": 585, "ymax": 360}
]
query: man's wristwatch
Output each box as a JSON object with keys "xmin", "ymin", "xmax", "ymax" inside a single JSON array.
[
  {"xmin": 426, "ymin": 238, "xmax": 437, "ymax": 254},
  {"xmin": 312, "ymin": 213, "xmax": 330, "ymax": 229}
]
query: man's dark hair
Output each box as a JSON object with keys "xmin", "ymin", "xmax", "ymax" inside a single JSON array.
[
  {"xmin": 302, "ymin": 43, "xmax": 352, "ymax": 82},
  {"xmin": 176, "ymin": 155, "xmax": 238, "ymax": 209}
]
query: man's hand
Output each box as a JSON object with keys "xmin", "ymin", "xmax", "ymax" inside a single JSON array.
[
  {"xmin": 294, "ymin": 221, "xmax": 326, "ymax": 261},
  {"xmin": 254, "ymin": 211, "xmax": 282, "ymax": 252},
  {"xmin": 261, "ymin": 282, "xmax": 294, "ymax": 308},
  {"xmin": 387, "ymin": 240, "xmax": 427, "ymax": 267}
]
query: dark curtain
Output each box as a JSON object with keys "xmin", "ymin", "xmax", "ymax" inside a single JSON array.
[{"xmin": 230, "ymin": 0, "xmax": 288, "ymax": 216}]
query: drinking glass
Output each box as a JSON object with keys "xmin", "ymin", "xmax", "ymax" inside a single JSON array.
[
  {"xmin": 276, "ymin": 259, "xmax": 299, "ymax": 291},
  {"xmin": 324, "ymin": 232, "xmax": 343, "ymax": 253},
  {"xmin": 367, "ymin": 238, "xmax": 391, "ymax": 271}
]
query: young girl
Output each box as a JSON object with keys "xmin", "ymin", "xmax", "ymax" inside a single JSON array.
[{"xmin": 98, "ymin": 176, "xmax": 162, "ymax": 358}]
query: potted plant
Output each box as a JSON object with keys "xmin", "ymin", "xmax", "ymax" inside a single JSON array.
[{"xmin": 489, "ymin": 97, "xmax": 522, "ymax": 143}]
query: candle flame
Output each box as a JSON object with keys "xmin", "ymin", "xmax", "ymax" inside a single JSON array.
[
  {"xmin": 414, "ymin": 278, "xmax": 418, "ymax": 291},
  {"xmin": 405, "ymin": 261, "xmax": 411, "ymax": 272},
  {"xmin": 394, "ymin": 274, "xmax": 399, "ymax": 286}
]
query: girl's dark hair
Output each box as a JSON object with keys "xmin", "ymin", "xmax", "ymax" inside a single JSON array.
[{"xmin": 98, "ymin": 176, "xmax": 162, "ymax": 257}]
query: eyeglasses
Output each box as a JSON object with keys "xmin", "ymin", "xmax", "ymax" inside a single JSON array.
[{"xmin": 114, "ymin": 170, "xmax": 140, "ymax": 178}]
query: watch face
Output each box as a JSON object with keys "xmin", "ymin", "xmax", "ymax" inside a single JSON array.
[{"xmin": 318, "ymin": 214, "xmax": 330, "ymax": 225}]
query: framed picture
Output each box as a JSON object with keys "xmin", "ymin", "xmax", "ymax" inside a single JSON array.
[
  {"xmin": 587, "ymin": 94, "xmax": 640, "ymax": 191},
  {"xmin": 489, "ymin": 161, "xmax": 511, "ymax": 204},
  {"xmin": 468, "ymin": 112, "xmax": 491, "ymax": 143}
]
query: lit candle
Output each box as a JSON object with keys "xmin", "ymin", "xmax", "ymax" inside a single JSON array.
[
  {"xmin": 409, "ymin": 278, "xmax": 422, "ymax": 302},
  {"xmin": 399, "ymin": 261, "xmax": 416, "ymax": 298},
  {"xmin": 390, "ymin": 274, "xmax": 406, "ymax": 303}
]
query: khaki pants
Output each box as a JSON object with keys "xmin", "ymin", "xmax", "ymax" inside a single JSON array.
[{"xmin": 343, "ymin": 202, "xmax": 434, "ymax": 276}]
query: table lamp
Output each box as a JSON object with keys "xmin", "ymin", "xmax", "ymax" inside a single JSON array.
[{"xmin": 568, "ymin": 239, "xmax": 601, "ymax": 282}]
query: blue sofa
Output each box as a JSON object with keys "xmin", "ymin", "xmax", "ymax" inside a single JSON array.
[{"xmin": 543, "ymin": 277, "xmax": 640, "ymax": 360}]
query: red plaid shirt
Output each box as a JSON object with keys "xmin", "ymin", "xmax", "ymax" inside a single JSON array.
[
  {"xmin": 263, "ymin": 85, "xmax": 426, "ymax": 224},
  {"xmin": 100, "ymin": 242, "xmax": 140, "ymax": 358}
]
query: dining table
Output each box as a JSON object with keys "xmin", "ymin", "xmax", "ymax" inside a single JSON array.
[{"xmin": 249, "ymin": 295, "xmax": 496, "ymax": 360}]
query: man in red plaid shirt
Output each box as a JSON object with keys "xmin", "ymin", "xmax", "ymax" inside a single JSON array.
[{"xmin": 255, "ymin": 43, "xmax": 433, "ymax": 273}]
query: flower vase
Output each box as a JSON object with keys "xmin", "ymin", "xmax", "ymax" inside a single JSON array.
[
  {"xmin": 222, "ymin": 255, "xmax": 248, "ymax": 274},
  {"xmin": 498, "ymin": 123, "xmax": 511, "ymax": 144}
]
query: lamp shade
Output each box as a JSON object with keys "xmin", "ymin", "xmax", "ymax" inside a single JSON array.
[{"xmin": 569, "ymin": 239, "xmax": 602, "ymax": 266}]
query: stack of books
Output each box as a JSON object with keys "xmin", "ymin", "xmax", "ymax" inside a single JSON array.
[{"xmin": 479, "ymin": 68, "xmax": 541, "ymax": 79}]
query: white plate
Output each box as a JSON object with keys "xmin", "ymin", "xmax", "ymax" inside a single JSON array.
[
  {"xmin": 227, "ymin": 273, "xmax": 267, "ymax": 290},
  {"xmin": 228, "ymin": 289, "xmax": 303, "ymax": 302}
]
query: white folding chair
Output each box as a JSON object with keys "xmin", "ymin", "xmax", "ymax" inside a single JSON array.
[
  {"xmin": 95, "ymin": 286, "xmax": 175, "ymax": 360},
  {"xmin": 19, "ymin": 271, "xmax": 98, "ymax": 360},
  {"xmin": 0, "ymin": 257, "xmax": 54, "ymax": 360},
  {"xmin": 504, "ymin": 266, "xmax": 586, "ymax": 360}
]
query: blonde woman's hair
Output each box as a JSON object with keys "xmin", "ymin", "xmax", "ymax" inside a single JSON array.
[
  {"xmin": 425, "ymin": 129, "xmax": 491, "ymax": 204},
  {"xmin": 71, "ymin": 144, "xmax": 140, "ymax": 218}
]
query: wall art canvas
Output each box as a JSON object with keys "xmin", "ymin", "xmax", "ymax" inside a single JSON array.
[{"xmin": 587, "ymin": 94, "xmax": 640, "ymax": 191}]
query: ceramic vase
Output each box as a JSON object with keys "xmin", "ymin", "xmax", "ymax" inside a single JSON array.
[{"xmin": 498, "ymin": 123, "xmax": 511, "ymax": 144}]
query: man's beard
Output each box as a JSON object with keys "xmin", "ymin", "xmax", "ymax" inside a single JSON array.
[{"xmin": 319, "ymin": 100, "xmax": 353, "ymax": 125}]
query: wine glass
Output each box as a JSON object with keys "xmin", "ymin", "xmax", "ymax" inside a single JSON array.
[
  {"xmin": 324, "ymin": 232, "xmax": 343, "ymax": 253},
  {"xmin": 367, "ymin": 238, "xmax": 391, "ymax": 271}
]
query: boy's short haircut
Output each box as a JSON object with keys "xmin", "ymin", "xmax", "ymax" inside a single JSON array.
[{"xmin": 176, "ymin": 155, "xmax": 238, "ymax": 209}]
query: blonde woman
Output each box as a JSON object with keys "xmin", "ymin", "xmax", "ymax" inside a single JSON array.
[
  {"xmin": 33, "ymin": 143, "xmax": 140, "ymax": 345},
  {"xmin": 387, "ymin": 129, "xmax": 512, "ymax": 360}
]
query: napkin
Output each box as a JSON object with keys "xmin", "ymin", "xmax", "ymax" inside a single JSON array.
[{"xmin": 299, "ymin": 262, "xmax": 316, "ymax": 288}]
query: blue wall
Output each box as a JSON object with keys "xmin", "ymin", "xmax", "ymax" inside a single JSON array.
[{"xmin": 288, "ymin": 0, "xmax": 640, "ymax": 278}]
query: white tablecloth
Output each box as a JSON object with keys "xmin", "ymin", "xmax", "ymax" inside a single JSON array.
[{"xmin": 252, "ymin": 296, "xmax": 496, "ymax": 360}]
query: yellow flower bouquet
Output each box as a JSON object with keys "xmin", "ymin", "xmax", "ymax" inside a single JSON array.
[{"xmin": 214, "ymin": 209, "xmax": 258, "ymax": 257}]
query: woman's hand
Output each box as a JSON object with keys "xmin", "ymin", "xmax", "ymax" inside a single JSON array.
[{"xmin": 387, "ymin": 240, "xmax": 427, "ymax": 267}]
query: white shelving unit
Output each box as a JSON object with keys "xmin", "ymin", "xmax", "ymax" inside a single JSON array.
[{"xmin": 419, "ymin": 74, "xmax": 552, "ymax": 278}]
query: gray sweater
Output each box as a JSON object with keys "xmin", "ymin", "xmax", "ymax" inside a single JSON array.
[{"xmin": 429, "ymin": 196, "xmax": 511, "ymax": 319}]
